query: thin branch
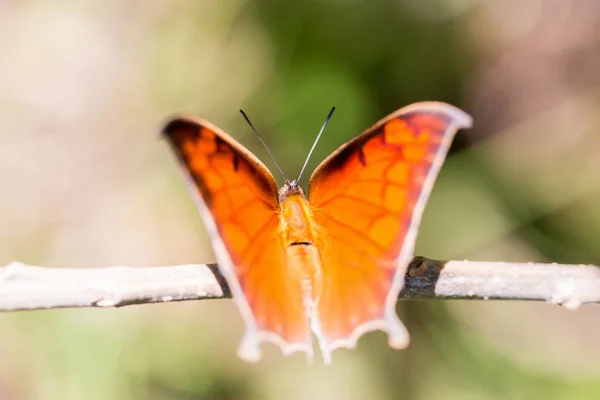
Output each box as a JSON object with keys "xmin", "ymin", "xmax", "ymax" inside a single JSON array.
[{"xmin": 0, "ymin": 257, "xmax": 599, "ymax": 312}]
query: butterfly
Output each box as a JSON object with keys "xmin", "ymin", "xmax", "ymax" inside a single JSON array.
[{"xmin": 162, "ymin": 101, "xmax": 472, "ymax": 363}]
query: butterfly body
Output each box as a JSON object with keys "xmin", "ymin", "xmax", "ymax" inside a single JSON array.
[
  {"xmin": 163, "ymin": 101, "xmax": 472, "ymax": 363},
  {"xmin": 275, "ymin": 184, "xmax": 323, "ymax": 347}
]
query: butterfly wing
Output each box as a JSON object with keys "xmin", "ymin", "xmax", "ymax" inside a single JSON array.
[
  {"xmin": 163, "ymin": 117, "xmax": 312, "ymax": 362},
  {"xmin": 308, "ymin": 101, "xmax": 472, "ymax": 362}
]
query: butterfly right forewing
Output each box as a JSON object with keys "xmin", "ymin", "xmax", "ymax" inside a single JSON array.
[{"xmin": 307, "ymin": 102, "xmax": 472, "ymax": 362}]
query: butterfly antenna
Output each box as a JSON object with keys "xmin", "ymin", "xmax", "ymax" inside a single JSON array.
[
  {"xmin": 296, "ymin": 106, "xmax": 336, "ymax": 184},
  {"xmin": 239, "ymin": 109, "xmax": 288, "ymax": 183}
]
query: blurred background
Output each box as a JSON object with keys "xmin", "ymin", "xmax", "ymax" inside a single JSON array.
[{"xmin": 1, "ymin": 0, "xmax": 600, "ymax": 399}]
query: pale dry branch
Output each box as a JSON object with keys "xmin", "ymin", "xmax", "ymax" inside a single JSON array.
[{"xmin": 0, "ymin": 257, "xmax": 599, "ymax": 312}]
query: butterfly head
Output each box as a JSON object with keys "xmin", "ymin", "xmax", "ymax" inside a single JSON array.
[{"xmin": 279, "ymin": 179, "xmax": 305, "ymax": 203}]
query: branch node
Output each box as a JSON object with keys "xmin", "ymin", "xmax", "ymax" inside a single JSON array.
[{"xmin": 2, "ymin": 261, "xmax": 24, "ymax": 280}]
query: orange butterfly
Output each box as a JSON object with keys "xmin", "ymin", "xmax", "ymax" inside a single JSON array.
[{"xmin": 163, "ymin": 101, "xmax": 472, "ymax": 363}]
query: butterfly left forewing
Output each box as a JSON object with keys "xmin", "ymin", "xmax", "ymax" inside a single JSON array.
[
  {"xmin": 308, "ymin": 102, "xmax": 472, "ymax": 361},
  {"xmin": 163, "ymin": 117, "xmax": 312, "ymax": 361}
]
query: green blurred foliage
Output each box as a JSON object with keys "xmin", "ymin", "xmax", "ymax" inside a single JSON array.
[{"xmin": 1, "ymin": 0, "xmax": 600, "ymax": 399}]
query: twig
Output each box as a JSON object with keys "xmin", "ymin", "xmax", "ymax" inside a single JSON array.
[{"xmin": 0, "ymin": 257, "xmax": 599, "ymax": 312}]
